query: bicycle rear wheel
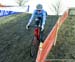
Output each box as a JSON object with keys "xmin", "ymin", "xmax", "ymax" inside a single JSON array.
[{"xmin": 30, "ymin": 36, "xmax": 39, "ymax": 59}]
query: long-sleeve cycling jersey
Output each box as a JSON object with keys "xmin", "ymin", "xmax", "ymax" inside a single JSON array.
[{"xmin": 27, "ymin": 9, "xmax": 47, "ymax": 27}]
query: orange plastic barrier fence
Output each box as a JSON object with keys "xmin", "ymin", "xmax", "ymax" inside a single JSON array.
[{"xmin": 36, "ymin": 10, "xmax": 69, "ymax": 62}]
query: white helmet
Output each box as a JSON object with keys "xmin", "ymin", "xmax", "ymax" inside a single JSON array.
[{"xmin": 36, "ymin": 4, "xmax": 43, "ymax": 10}]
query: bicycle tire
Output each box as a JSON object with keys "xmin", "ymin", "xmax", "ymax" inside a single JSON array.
[{"xmin": 30, "ymin": 36, "xmax": 39, "ymax": 59}]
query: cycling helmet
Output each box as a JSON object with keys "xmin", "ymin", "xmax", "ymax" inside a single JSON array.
[{"xmin": 36, "ymin": 4, "xmax": 43, "ymax": 10}]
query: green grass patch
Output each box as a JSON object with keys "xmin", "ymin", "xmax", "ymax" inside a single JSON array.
[{"xmin": 47, "ymin": 15, "xmax": 75, "ymax": 62}]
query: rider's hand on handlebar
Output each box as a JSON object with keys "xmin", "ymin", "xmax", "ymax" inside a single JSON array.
[
  {"xmin": 41, "ymin": 25, "xmax": 44, "ymax": 31},
  {"xmin": 26, "ymin": 24, "xmax": 30, "ymax": 30}
]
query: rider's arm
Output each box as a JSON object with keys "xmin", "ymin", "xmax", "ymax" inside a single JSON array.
[
  {"xmin": 27, "ymin": 10, "xmax": 36, "ymax": 25},
  {"xmin": 42, "ymin": 11, "xmax": 46, "ymax": 27}
]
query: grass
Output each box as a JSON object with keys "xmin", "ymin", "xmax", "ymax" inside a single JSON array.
[
  {"xmin": 47, "ymin": 16, "xmax": 75, "ymax": 62},
  {"xmin": 0, "ymin": 13, "xmax": 58, "ymax": 62},
  {"xmin": 0, "ymin": 13, "xmax": 75, "ymax": 62}
]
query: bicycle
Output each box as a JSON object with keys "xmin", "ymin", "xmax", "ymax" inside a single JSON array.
[{"xmin": 30, "ymin": 18, "xmax": 42, "ymax": 60}]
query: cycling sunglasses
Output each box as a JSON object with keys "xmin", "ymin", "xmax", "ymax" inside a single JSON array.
[{"xmin": 37, "ymin": 10, "xmax": 42, "ymax": 12}]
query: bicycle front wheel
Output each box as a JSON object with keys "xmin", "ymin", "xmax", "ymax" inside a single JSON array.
[{"xmin": 30, "ymin": 36, "xmax": 39, "ymax": 59}]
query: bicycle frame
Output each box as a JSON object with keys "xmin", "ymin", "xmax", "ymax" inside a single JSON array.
[{"xmin": 34, "ymin": 26, "xmax": 40, "ymax": 40}]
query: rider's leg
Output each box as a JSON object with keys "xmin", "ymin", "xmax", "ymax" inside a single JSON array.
[{"xmin": 40, "ymin": 30, "xmax": 44, "ymax": 42}]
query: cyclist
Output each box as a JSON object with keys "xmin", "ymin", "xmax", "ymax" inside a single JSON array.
[{"xmin": 26, "ymin": 4, "xmax": 47, "ymax": 43}]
